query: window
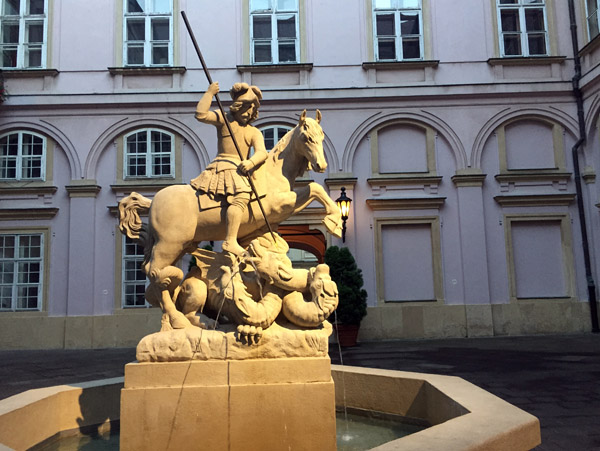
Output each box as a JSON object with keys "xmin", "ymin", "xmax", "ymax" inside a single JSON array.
[
  {"xmin": 250, "ymin": 0, "xmax": 299, "ymax": 64},
  {"xmin": 0, "ymin": 131, "xmax": 45, "ymax": 181},
  {"xmin": 123, "ymin": 0, "xmax": 172, "ymax": 66},
  {"xmin": 0, "ymin": 233, "xmax": 43, "ymax": 311},
  {"xmin": 496, "ymin": 0, "xmax": 548, "ymax": 57},
  {"xmin": 0, "ymin": 0, "xmax": 47, "ymax": 69},
  {"xmin": 373, "ymin": 0, "xmax": 423, "ymax": 61},
  {"xmin": 122, "ymin": 236, "xmax": 148, "ymax": 308},
  {"xmin": 260, "ymin": 125, "xmax": 291, "ymax": 150},
  {"xmin": 124, "ymin": 128, "xmax": 174, "ymax": 178},
  {"xmin": 504, "ymin": 214, "xmax": 575, "ymax": 301},
  {"xmin": 587, "ymin": 0, "xmax": 600, "ymax": 40}
]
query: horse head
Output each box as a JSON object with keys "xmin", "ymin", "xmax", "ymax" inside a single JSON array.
[{"xmin": 296, "ymin": 109, "xmax": 327, "ymax": 173}]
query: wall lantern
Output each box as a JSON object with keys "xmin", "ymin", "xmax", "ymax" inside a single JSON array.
[{"xmin": 335, "ymin": 187, "xmax": 352, "ymax": 243}]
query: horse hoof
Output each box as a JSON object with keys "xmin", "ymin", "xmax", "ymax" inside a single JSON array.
[
  {"xmin": 223, "ymin": 241, "xmax": 246, "ymax": 256},
  {"xmin": 323, "ymin": 215, "xmax": 343, "ymax": 238}
]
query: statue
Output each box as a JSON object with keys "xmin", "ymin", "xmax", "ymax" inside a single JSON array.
[{"xmin": 118, "ymin": 82, "xmax": 343, "ymax": 361}]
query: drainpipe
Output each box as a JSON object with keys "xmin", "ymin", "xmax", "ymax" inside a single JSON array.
[{"xmin": 568, "ymin": 0, "xmax": 600, "ymax": 332}]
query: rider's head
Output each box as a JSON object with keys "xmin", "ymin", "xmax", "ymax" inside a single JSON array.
[{"xmin": 230, "ymin": 83, "xmax": 262, "ymax": 124}]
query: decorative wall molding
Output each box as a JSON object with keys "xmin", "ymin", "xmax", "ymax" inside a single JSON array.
[
  {"xmin": 494, "ymin": 193, "xmax": 576, "ymax": 207},
  {"xmin": 367, "ymin": 197, "xmax": 446, "ymax": 210},
  {"xmin": 0, "ymin": 208, "xmax": 58, "ymax": 220}
]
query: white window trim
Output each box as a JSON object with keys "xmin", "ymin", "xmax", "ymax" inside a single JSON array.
[
  {"xmin": 373, "ymin": 0, "xmax": 423, "ymax": 61},
  {"xmin": 250, "ymin": 1, "xmax": 299, "ymax": 64},
  {"xmin": 0, "ymin": 131, "xmax": 46, "ymax": 181},
  {"xmin": 496, "ymin": 0, "xmax": 549, "ymax": 57},
  {"xmin": 0, "ymin": 233, "xmax": 44, "ymax": 312},
  {"xmin": 123, "ymin": 128, "xmax": 175, "ymax": 179},
  {"xmin": 260, "ymin": 124, "xmax": 292, "ymax": 150},
  {"xmin": 586, "ymin": 0, "xmax": 600, "ymax": 41},
  {"xmin": 123, "ymin": 0, "xmax": 173, "ymax": 67},
  {"xmin": 121, "ymin": 235, "xmax": 150, "ymax": 308},
  {"xmin": 0, "ymin": 0, "xmax": 48, "ymax": 69}
]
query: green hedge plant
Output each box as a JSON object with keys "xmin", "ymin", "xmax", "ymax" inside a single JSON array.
[{"xmin": 324, "ymin": 246, "xmax": 368, "ymax": 326}]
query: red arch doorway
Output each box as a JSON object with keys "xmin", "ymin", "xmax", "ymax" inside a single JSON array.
[{"xmin": 278, "ymin": 225, "xmax": 326, "ymax": 263}]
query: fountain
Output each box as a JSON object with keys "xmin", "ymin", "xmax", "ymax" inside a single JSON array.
[{"xmin": 0, "ymin": 80, "xmax": 541, "ymax": 450}]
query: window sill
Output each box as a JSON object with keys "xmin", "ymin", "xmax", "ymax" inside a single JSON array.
[
  {"xmin": 110, "ymin": 181, "xmax": 185, "ymax": 195},
  {"xmin": 0, "ymin": 184, "xmax": 57, "ymax": 195},
  {"xmin": 495, "ymin": 171, "xmax": 571, "ymax": 184},
  {"xmin": 236, "ymin": 63, "xmax": 313, "ymax": 73},
  {"xmin": 362, "ymin": 60, "xmax": 439, "ymax": 70},
  {"xmin": 2, "ymin": 69, "xmax": 59, "ymax": 79},
  {"xmin": 579, "ymin": 33, "xmax": 600, "ymax": 57},
  {"xmin": 0, "ymin": 207, "xmax": 59, "ymax": 219},
  {"xmin": 487, "ymin": 56, "xmax": 566, "ymax": 67},
  {"xmin": 367, "ymin": 174, "xmax": 442, "ymax": 186},
  {"xmin": 108, "ymin": 66, "xmax": 186, "ymax": 76}
]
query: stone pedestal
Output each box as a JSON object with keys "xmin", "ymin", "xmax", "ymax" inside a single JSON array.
[{"xmin": 120, "ymin": 357, "xmax": 336, "ymax": 451}]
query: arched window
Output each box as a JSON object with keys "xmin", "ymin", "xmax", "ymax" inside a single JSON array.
[
  {"xmin": 124, "ymin": 128, "xmax": 174, "ymax": 178},
  {"xmin": 0, "ymin": 131, "xmax": 46, "ymax": 181},
  {"xmin": 260, "ymin": 125, "xmax": 292, "ymax": 150}
]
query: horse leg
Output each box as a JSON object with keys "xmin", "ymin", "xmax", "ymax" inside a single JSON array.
[
  {"xmin": 146, "ymin": 240, "xmax": 193, "ymax": 330},
  {"xmin": 292, "ymin": 184, "xmax": 343, "ymax": 237}
]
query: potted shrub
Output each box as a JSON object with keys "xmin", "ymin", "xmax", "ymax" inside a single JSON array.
[{"xmin": 324, "ymin": 246, "xmax": 367, "ymax": 346}]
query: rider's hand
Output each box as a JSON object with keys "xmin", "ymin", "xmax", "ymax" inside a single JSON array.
[
  {"xmin": 208, "ymin": 82, "xmax": 220, "ymax": 95},
  {"xmin": 238, "ymin": 160, "xmax": 254, "ymax": 174}
]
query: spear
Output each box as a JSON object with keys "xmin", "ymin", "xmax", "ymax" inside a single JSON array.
[{"xmin": 181, "ymin": 11, "xmax": 278, "ymax": 245}]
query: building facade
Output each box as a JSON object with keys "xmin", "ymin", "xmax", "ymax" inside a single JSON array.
[{"xmin": 2, "ymin": 0, "xmax": 600, "ymax": 349}]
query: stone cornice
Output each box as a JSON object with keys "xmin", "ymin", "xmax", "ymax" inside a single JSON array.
[
  {"xmin": 452, "ymin": 173, "xmax": 487, "ymax": 187},
  {"xmin": 366, "ymin": 197, "xmax": 446, "ymax": 210},
  {"xmin": 65, "ymin": 180, "xmax": 101, "ymax": 198},
  {"xmin": 324, "ymin": 176, "xmax": 358, "ymax": 190},
  {"xmin": 0, "ymin": 207, "xmax": 59, "ymax": 220},
  {"xmin": 494, "ymin": 193, "xmax": 576, "ymax": 207}
]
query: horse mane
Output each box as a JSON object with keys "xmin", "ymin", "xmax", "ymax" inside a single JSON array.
[{"xmin": 269, "ymin": 126, "xmax": 296, "ymax": 158}]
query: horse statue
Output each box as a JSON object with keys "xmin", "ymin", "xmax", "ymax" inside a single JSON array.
[{"xmin": 118, "ymin": 110, "xmax": 342, "ymax": 331}]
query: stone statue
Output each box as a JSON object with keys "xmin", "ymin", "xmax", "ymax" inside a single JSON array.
[{"xmin": 118, "ymin": 82, "xmax": 343, "ymax": 361}]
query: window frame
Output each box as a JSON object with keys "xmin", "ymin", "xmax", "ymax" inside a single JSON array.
[
  {"xmin": 121, "ymin": 235, "xmax": 149, "ymax": 309},
  {"xmin": 374, "ymin": 216, "xmax": 443, "ymax": 305},
  {"xmin": 503, "ymin": 213, "xmax": 576, "ymax": 302},
  {"xmin": 496, "ymin": 0, "xmax": 549, "ymax": 57},
  {"xmin": 0, "ymin": 0, "xmax": 48, "ymax": 69},
  {"xmin": 123, "ymin": 128, "xmax": 175, "ymax": 180},
  {"xmin": 586, "ymin": 0, "xmax": 600, "ymax": 41},
  {"xmin": 250, "ymin": 0, "xmax": 300, "ymax": 65},
  {"xmin": 372, "ymin": 0, "xmax": 424, "ymax": 62},
  {"xmin": 0, "ymin": 130, "xmax": 46, "ymax": 181},
  {"xmin": 0, "ymin": 232, "xmax": 45, "ymax": 312},
  {"xmin": 122, "ymin": 0, "xmax": 173, "ymax": 67}
]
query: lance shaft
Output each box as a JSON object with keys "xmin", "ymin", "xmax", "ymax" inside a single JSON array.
[{"xmin": 181, "ymin": 11, "xmax": 277, "ymax": 244}]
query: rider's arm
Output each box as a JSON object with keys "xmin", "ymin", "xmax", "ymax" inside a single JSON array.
[
  {"xmin": 195, "ymin": 82, "xmax": 221, "ymax": 125},
  {"xmin": 239, "ymin": 128, "xmax": 268, "ymax": 173}
]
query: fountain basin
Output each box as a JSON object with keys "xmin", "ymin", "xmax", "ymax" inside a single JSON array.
[{"xmin": 0, "ymin": 365, "xmax": 540, "ymax": 450}]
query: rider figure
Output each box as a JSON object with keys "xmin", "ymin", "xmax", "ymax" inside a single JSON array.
[{"xmin": 192, "ymin": 82, "xmax": 268, "ymax": 256}]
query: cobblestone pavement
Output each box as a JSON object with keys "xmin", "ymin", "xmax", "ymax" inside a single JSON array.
[{"xmin": 0, "ymin": 334, "xmax": 598, "ymax": 450}]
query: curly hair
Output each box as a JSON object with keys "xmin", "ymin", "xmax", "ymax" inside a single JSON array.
[{"xmin": 229, "ymin": 83, "xmax": 262, "ymax": 122}]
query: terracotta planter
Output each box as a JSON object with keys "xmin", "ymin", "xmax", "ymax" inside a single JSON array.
[{"xmin": 333, "ymin": 324, "xmax": 360, "ymax": 347}]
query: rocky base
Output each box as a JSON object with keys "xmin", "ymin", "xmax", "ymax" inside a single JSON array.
[{"xmin": 136, "ymin": 319, "xmax": 332, "ymax": 362}]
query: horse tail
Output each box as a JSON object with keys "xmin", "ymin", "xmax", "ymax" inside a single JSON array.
[{"xmin": 118, "ymin": 192, "xmax": 152, "ymax": 244}]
